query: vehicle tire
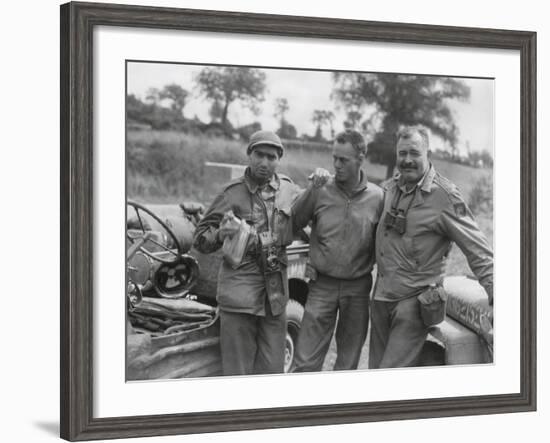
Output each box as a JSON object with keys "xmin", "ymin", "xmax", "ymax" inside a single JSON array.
[
  {"xmin": 417, "ymin": 337, "xmax": 446, "ymax": 366},
  {"xmin": 284, "ymin": 299, "xmax": 304, "ymax": 373}
]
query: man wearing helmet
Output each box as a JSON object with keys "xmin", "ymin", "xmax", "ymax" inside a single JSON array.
[{"xmin": 194, "ymin": 130, "xmax": 300, "ymax": 375}]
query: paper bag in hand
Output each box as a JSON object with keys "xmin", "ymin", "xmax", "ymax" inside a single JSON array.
[{"xmin": 221, "ymin": 211, "xmax": 253, "ymax": 269}]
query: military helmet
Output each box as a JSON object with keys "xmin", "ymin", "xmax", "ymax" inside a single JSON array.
[{"xmin": 247, "ymin": 130, "xmax": 284, "ymax": 158}]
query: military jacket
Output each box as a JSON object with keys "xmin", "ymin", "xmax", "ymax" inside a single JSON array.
[
  {"xmin": 193, "ymin": 169, "xmax": 300, "ymax": 315},
  {"xmin": 292, "ymin": 171, "xmax": 384, "ymax": 280},
  {"xmin": 374, "ymin": 165, "xmax": 493, "ymax": 302}
]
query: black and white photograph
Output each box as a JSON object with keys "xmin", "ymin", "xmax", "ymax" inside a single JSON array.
[
  {"xmin": 52, "ymin": 1, "xmax": 538, "ymax": 441},
  {"xmin": 125, "ymin": 61, "xmax": 495, "ymax": 381}
]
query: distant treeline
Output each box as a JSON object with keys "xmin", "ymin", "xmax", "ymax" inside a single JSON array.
[
  {"xmin": 128, "ymin": 92, "xmax": 492, "ymax": 169},
  {"xmin": 127, "ymin": 93, "xmax": 334, "ymax": 153}
]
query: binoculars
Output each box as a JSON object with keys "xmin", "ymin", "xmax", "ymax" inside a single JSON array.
[{"xmin": 384, "ymin": 210, "xmax": 407, "ymax": 235}]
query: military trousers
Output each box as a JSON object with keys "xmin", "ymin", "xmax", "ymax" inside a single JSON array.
[
  {"xmin": 293, "ymin": 273, "xmax": 372, "ymax": 372},
  {"xmin": 219, "ymin": 301, "xmax": 286, "ymax": 376},
  {"xmin": 368, "ymin": 296, "xmax": 428, "ymax": 369}
]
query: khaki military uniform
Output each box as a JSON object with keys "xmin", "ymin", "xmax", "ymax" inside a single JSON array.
[
  {"xmin": 369, "ymin": 165, "xmax": 493, "ymax": 369},
  {"xmin": 193, "ymin": 169, "xmax": 299, "ymax": 375},
  {"xmin": 291, "ymin": 172, "xmax": 384, "ymax": 371}
]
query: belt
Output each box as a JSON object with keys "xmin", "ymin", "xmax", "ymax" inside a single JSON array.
[{"xmin": 315, "ymin": 271, "xmax": 372, "ymax": 283}]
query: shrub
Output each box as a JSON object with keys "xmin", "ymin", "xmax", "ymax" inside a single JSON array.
[{"xmin": 468, "ymin": 174, "xmax": 493, "ymax": 215}]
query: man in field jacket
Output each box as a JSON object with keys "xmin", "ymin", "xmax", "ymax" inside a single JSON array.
[
  {"xmin": 193, "ymin": 131, "xmax": 300, "ymax": 376},
  {"xmin": 291, "ymin": 130, "xmax": 384, "ymax": 371},
  {"xmin": 369, "ymin": 125, "xmax": 493, "ymax": 369}
]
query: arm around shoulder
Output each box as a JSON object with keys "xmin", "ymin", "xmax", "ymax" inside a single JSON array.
[{"xmin": 291, "ymin": 183, "xmax": 318, "ymax": 230}]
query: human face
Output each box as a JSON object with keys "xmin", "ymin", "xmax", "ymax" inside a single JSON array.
[
  {"xmin": 332, "ymin": 141, "xmax": 363, "ymax": 186},
  {"xmin": 396, "ymin": 133, "xmax": 429, "ymax": 186},
  {"xmin": 248, "ymin": 145, "xmax": 280, "ymax": 183}
]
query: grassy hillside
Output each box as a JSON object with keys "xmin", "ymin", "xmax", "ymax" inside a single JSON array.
[{"xmin": 127, "ymin": 130, "xmax": 490, "ymax": 204}]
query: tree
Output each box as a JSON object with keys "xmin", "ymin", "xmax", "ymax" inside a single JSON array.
[
  {"xmin": 274, "ymin": 97, "xmax": 290, "ymax": 123},
  {"xmin": 332, "ymin": 73, "xmax": 470, "ymax": 177},
  {"xmin": 273, "ymin": 98, "xmax": 297, "ymax": 139},
  {"xmin": 479, "ymin": 149, "xmax": 494, "ymax": 168},
  {"xmin": 158, "ymin": 83, "xmax": 189, "ymax": 118},
  {"xmin": 195, "ymin": 67, "xmax": 266, "ymax": 128},
  {"xmin": 277, "ymin": 121, "xmax": 298, "ymax": 140},
  {"xmin": 209, "ymin": 99, "xmax": 224, "ymax": 123},
  {"xmin": 344, "ymin": 110, "xmax": 362, "ymax": 130},
  {"xmin": 126, "ymin": 93, "xmax": 149, "ymax": 122},
  {"xmin": 311, "ymin": 110, "xmax": 335, "ymax": 141},
  {"xmin": 236, "ymin": 121, "xmax": 262, "ymax": 140},
  {"xmin": 311, "ymin": 110, "xmax": 325, "ymax": 141},
  {"xmin": 145, "ymin": 87, "xmax": 161, "ymax": 106},
  {"xmin": 324, "ymin": 110, "xmax": 336, "ymax": 138},
  {"xmin": 127, "ymin": 91, "xmax": 185, "ymax": 131}
]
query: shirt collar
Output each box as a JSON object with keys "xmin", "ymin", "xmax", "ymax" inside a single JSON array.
[
  {"xmin": 335, "ymin": 169, "xmax": 368, "ymax": 196},
  {"xmin": 354, "ymin": 169, "xmax": 369, "ymax": 193},
  {"xmin": 243, "ymin": 167, "xmax": 280, "ymax": 194},
  {"xmin": 420, "ymin": 164, "xmax": 437, "ymax": 192},
  {"xmin": 395, "ymin": 163, "xmax": 436, "ymax": 194}
]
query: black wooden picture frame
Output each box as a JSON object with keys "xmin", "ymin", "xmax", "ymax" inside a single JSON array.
[{"xmin": 60, "ymin": 1, "xmax": 536, "ymax": 440}]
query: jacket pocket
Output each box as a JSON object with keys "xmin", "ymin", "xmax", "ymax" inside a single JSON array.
[{"xmin": 276, "ymin": 206, "xmax": 293, "ymax": 244}]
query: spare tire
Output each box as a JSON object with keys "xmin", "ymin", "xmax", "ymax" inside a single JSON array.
[{"xmin": 284, "ymin": 299, "xmax": 304, "ymax": 373}]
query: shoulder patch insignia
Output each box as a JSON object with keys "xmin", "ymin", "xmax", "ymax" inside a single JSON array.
[{"xmin": 454, "ymin": 202, "xmax": 467, "ymax": 217}]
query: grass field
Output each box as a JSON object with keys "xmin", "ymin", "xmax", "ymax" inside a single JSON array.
[
  {"xmin": 127, "ymin": 130, "xmax": 490, "ymax": 204},
  {"xmin": 127, "ymin": 130, "xmax": 339, "ymax": 204}
]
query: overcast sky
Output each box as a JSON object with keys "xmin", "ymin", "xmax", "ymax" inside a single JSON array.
[{"xmin": 127, "ymin": 62, "xmax": 493, "ymax": 155}]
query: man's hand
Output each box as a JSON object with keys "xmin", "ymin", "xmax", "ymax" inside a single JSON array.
[
  {"xmin": 308, "ymin": 167, "xmax": 333, "ymax": 188},
  {"xmin": 218, "ymin": 211, "xmax": 241, "ymax": 241}
]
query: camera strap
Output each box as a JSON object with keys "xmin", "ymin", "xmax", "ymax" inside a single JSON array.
[
  {"xmin": 390, "ymin": 186, "xmax": 417, "ymax": 217},
  {"xmin": 258, "ymin": 232, "xmax": 285, "ymax": 316},
  {"xmin": 264, "ymin": 272, "xmax": 286, "ymax": 316}
]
